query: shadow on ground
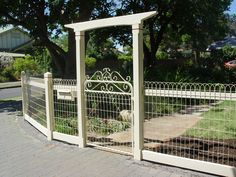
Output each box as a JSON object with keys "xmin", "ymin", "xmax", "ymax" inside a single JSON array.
[{"xmin": 0, "ymin": 100, "xmax": 22, "ymax": 113}]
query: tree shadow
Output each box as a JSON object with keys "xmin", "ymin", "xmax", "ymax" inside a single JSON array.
[{"xmin": 0, "ymin": 100, "xmax": 22, "ymax": 113}]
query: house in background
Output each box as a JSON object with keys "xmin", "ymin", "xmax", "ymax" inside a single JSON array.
[
  {"xmin": 0, "ymin": 26, "xmax": 33, "ymax": 68},
  {"xmin": 0, "ymin": 26, "xmax": 33, "ymax": 52}
]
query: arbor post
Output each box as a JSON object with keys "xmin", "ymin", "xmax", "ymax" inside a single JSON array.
[
  {"xmin": 75, "ymin": 31, "xmax": 86, "ymax": 147},
  {"xmin": 132, "ymin": 23, "xmax": 144, "ymax": 160},
  {"xmin": 44, "ymin": 72, "xmax": 54, "ymax": 141}
]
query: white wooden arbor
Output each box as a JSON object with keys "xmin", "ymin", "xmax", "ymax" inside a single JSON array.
[{"xmin": 65, "ymin": 11, "xmax": 157, "ymax": 160}]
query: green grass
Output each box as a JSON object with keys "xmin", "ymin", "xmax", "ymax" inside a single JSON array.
[
  {"xmin": 54, "ymin": 117, "xmax": 78, "ymax": 135},
  {"xmin": 185, "ymin": 101, "xmax": 236, "ymax": 139}
]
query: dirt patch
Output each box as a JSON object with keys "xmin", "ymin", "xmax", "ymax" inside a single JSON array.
[{"xmin": 144, "ymin": 137, "xmax": 236, "ymax": 167}]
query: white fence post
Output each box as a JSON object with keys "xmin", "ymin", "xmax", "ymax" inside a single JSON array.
[
  {"xmin": 132, "ymin": 23, "xmax": 144, "ymax": 160},
  {"xmin": 21, "ymin": 71, "xmax": 26, "ymax": 116},
  {"xmin": 75, "ymin": 31, "xmax": 86, "ymax": 147},
  {"xmin": 44, "ymin": 72, "xmax": 54, "ymax": 141}
]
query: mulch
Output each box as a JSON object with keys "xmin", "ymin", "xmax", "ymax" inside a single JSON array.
[{"xmin": 145, "ymin": 137, "xmax": 236, "ymax": 167}]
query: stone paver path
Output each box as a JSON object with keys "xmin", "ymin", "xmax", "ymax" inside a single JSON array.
[{"xmin": 0, "ymin": 110, "xmax": 217, "ymax": 177}]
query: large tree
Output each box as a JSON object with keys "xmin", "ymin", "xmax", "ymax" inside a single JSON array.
[
  {"xmin": 0, "ymin": 0, "xmax": 114, "ymax": 78},
  {"xmin": 0, "ymin": 0, "xmax": 232, "ymax": 77},
  {"xmin": 114, "ymin": 0, "xmax": 232, "ymax": 66}
]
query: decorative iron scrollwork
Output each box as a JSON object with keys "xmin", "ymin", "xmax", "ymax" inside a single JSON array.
[{"xmin": 85, "ymin": 68, "xmax": 132, "ymax": 94}]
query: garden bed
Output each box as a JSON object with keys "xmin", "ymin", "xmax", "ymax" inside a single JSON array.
[{"xmin": 145, "ymin": 137, "xmax": 236, "ymax": 167}]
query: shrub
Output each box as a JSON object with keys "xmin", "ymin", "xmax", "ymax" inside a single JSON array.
[
  {"xmin": 222, "ymin": 45, "xmax": 236, "ymax": 60},
  {"xmin": 13, "ymin": 55, "xmax": 40, "ymax": 78},
  {"xmin": 0, "ymin": 66, "xmax": 16, "ymax": 82},
  {"xmin": 118, "ymin": 54, "xmax": 132, "ymax": 62},
  {"xmin": 156, "ymin": 51, "xmax": 168, "ymax": 60},
  {"xmin": 85, "ymin": 57, "xmax": 96, "ymax": 69}
]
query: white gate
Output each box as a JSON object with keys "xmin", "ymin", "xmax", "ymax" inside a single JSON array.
[{"xmin": 84, "ymin": 68, "xmax": 133, "ymax": 155}]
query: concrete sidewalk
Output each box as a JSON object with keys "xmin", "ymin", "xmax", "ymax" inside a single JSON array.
[{"xmin": 0, "ymin": 108, "xmax": 217, "ymax": 177}]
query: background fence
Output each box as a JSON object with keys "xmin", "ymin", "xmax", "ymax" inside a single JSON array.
[{"xmin": 21, "ymin": 72, "xmax": 236, "ymax": 177}]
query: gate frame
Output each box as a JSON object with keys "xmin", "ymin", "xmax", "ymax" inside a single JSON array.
[
  {"xmin": 84, "ymin": 68, "xmax": 133, "ymax": 155},
  {"xmin": 65, "ymin": 11, "xmax": 157, "ymax": 160}
]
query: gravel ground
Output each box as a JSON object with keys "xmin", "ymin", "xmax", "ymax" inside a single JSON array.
[{"xmin": 0, "ymin": 100, "xmax": 219, "ymax": 177}]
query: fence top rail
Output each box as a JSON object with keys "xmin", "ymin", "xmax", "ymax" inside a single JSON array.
[
  {"xmin": 53, "ymin": 78, "xmax": 77, "ymax": 84},
  {"xmin": 145, "ymin": 81, "xmax": 236, "ymax": 87},
  {"xmin": 145, "ymin": 81, "xmax": 236, "ymax": 93}
]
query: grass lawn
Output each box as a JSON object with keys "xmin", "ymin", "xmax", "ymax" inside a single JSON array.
[{"xmin": 185, "ymin": 101, "xmax": 236, "ymax": 139}]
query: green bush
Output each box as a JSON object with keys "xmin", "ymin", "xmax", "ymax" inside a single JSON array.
[
  {"xmin": 0, "ymin": 66, "xmax": 17, "ymax": 82},
  {"xmin": 222, "ymin": 45, "xmax": 236, "ymax": 60},
  {"xmin": 13, "ymin": 55, "xmax": 41, "ymax": 78},
  {"xmin": 156, "ymin": 51, "xmax": 168, "ymax": 60},
  {"xmin": 85, "ymin": 57, "xmax": 97, "ymax": 69},
  {"xmin": 118, "ymin": 54, "xmax": 132, "ymax": 62}
]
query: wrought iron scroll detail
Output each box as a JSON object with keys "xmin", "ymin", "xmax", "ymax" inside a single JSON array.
[{"xmin": 85, "ymin": 68, "xmax": 132, "ymax": 94}]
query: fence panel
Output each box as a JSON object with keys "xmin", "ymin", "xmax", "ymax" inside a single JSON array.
[
  {"xmin": 25, "ymin": 76, "xmax": 47, "ymax": 127},
  {"xmin": 85, "ymin": 92, "xmax": 133, "ymax": 154},
  {"xmin": 144, "ymin": 82, "xmax": 236, "ymax": 169},
  {"xmin": 53, "ymin": 79, "xmax": 78, "ymax": 136},
  {"xmin": 22, "ymin": 74, "xmax": 47, "ymax": 135}
]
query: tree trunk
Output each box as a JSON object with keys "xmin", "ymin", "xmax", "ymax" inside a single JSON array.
[
  {"xmin": 44, "ymin": 40, "xmax": 66, "ymax": 77},
  {"xmin": 62, "ymin": 1, "xmax": 95, "ymax": 78},
  {"xmin": 143, "ymin": 43, "xmax": 156, "ymax": 67},
  {"xmin": 64, "ymin": 29, "xmax": 76, "ymax": 79}
]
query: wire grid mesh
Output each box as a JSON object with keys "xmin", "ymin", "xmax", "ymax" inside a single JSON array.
[
  {"xmin": 53, "ymin": 79, "xmax": 78, "ymax": 135},
  {"xmin": 25, "ymin": 77, "xmax": 46, "ymax": 127},
  {"xmin": 144, "ymin": 82, "xmax": 236, "ymax": 167},
  {"xmin": 85, "ymin": 91, "xmax": 133, "ymax": 154}
]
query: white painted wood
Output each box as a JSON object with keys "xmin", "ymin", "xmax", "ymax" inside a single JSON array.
[
  {"xmin": 145, "ymin": 89, "xmax": 236, "ymax": 100},
  {"xmin": 65, "ymin": 11, "xmax": 157, "ymax": 32},
  {"xmin": 76, "ymin": 31, "xmax": 86, "ymax": 148},
  {"xmin": 56, "ymin": 89, "xmax": 77, "ymax": 101},
  {"xmin": 52, "ymin": 86, "xmax": 236, "ymax": 100},
  {"xmin": 25, "ymin": 114, "xmax": 48, "ymax": 136},
  {"xmin": 52, "ymin": 132, "xmax": 80, "ymax": 145},
  {"xmin": 65, "ymin": 10, "xmax": 156, "ymax": 158},
  {"xmin": 87, "ymin": 143, "xmax": 133, "ymax": 156},
  {"xmin": 132, "ymin": 23, "xmax": 144, "ymax": 160},
  {"xmin": 21, "ymin": 71, "xmax": 26, "ymax": 116},
  {"xmin": 142, "ymin": 150, "xmax": 236, "ymax": 177},
  {"xmin": 0, "ymin": 52, "xmax": 25, "ymax": 57},
  {"xmin": 28, "ymin": 80, "xmax": 45, "ymax": 89},
  {"xmin": 44, "ymin": 72, "xmax": 54, "ymax": 141}
]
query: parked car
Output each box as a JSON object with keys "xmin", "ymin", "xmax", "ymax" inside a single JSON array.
[{"xmin": 224, "ymin": 59, "xmax": 236, "ymax": 69}]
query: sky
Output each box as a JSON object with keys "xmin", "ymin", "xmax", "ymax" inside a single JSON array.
[{"xmin": 229, "ymin": 0, "xmax": 236, "ymax": 14}]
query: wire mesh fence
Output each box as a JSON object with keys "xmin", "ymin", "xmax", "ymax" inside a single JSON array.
[
  {"xmin": 22, "ymin": 71, "xmax": 236, "ymax": 170},
  {"xmin": 144, "ymin": 82, "xmax": 236, "ymax": 167},
  {"xmin": 24, "ymin": 77, "xmax": 46, "ymax": 127},
  {"xmin": 85, "ymin": 91, "xmax": 133, "ymax": 154},
  {"xmin": 53, "ymin": 79, "xmax": 78, "ymax": 135}
]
